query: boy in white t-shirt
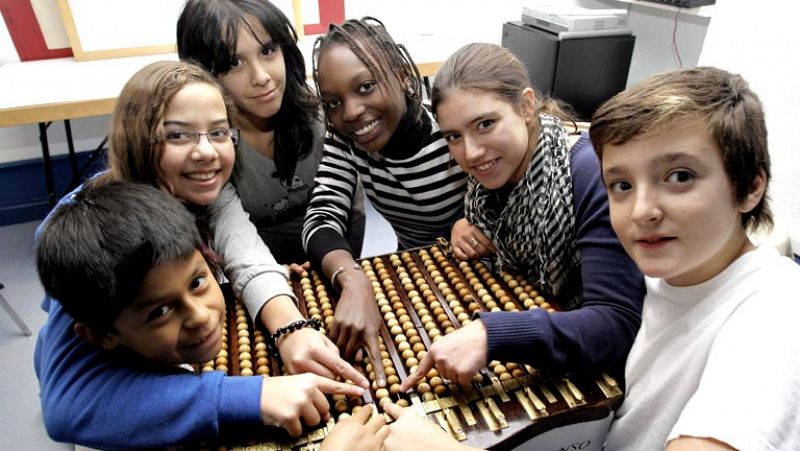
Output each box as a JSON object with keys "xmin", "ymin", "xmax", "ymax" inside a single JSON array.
[{"xmin": 590, "ymin": 66, "xmax": 800, "ymax": 450}]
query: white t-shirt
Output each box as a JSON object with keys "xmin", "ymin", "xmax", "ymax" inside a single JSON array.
[{"xmin": 606, "ymin": 246, "xmax": 800, "ymax": 450}]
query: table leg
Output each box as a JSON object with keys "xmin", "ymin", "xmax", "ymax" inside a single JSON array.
[
  {"xmin": 64, "ymin": 119, "xmax": 78, "ymax": 176},
  {"xmin": 38, "ymin": 122, "xmax": 56, "ymax": 208}
]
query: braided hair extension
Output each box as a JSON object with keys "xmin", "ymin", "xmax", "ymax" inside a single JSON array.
[{"xmin": 311, "ymin": 17, "xmax": 425, "ymax": 132}]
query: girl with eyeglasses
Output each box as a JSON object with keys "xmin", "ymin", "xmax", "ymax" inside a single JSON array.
[{"xmin": 34, "ymin": 60, "xmax": 370, "ymax": 449}]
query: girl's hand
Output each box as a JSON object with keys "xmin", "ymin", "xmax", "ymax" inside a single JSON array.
[
  {"xmin": 329, "ymin": 268, "xmax": 386, "ymax": 387},
  {"xmin": 278, "ymin": 327, "xmax": 368, "ymax": 389},
  {"xmin": 400, "ymin": 319, "xmax": 488, "ymax": 390},
  {"xmin": 383, "ymin": 403, "xmax": 478, "ymax": 451},
  {"xmin": 320, "ymin": 406, "xmax": 388, "ymax": 451},
  {"xmin": 450, "ymin": 218, "xmax": 495, "ymax": 261}
]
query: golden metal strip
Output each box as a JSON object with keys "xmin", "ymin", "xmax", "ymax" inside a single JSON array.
[
  {"xmin": 554, "ymin": 380, "xmax": 577, "ymax": 408},
  {"xmin": 525, "ymin": 386, "xmax": 548, "ymax": 414},
  {"xmin": 444, "ymin": 408, "xmax": 467, "ymax": 441},
  {"xmin": 476, "ymin": 399, "xmax": 500, "ymax": 431},
  {"xmin": 539, "ymin": 384, "xmax": 558, "ymax": 404},
  {"xmin": 515, "ymin": 389, "xmax": 539, "ymax": 420},
  {"xmin": 485, "ymin": 397, "xmax": 509, "ymax": 428}
]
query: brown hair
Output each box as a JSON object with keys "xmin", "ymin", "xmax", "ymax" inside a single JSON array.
[
  {"xmin": 99, "ymin": 60, "xmax": 236, "ymax": 190},
  {"xmin": 590, "ymin": 66, "xmax": 772, "ymax": 231},
  {"xmin": 431, "ymin": 42, "xmax": 575, "ymax": 139},
  {"xmin": 312, "ymin": 17, "xmax": 425, "ymax": 129}
]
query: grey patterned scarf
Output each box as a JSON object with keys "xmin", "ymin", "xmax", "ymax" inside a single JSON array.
[{"xmin": 466, "ymin": 114, "xmax": 581, "ymax": 309}]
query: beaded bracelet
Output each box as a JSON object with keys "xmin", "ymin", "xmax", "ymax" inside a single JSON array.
[
  {"xmin": 267, "ymin": 317, "xmax": 323, "ymax": 356},
  {"xmin": 330, "ymin": 263, "xmax": 362, "ymax": 292}
]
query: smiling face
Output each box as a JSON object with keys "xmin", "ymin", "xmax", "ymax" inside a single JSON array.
[
  {"xmin": 157, "ymin": 82, "xmax": 234, "ymax": 206},
  {"xmin": 317, "ymin": 42, "xmax": 406, "ymax": 153},
  {"xmin": 602, "ymin": 122, "xmax": 764, "ymax": 286},
  {"xmin": 105, "ymin": 250, "xmax": 225, "ymax": 365},
  {"xmin": 218, "ymin": 17, "xmax": 286, "ymax": 130},
  {"xmin": 437, "ymin": 87, "xmax": 535, "ymax": 190}
]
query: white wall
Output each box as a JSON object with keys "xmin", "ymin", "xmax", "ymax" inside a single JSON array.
[
  {"xmin": 0, "ymin": 0, "xmax": 524, "ymax": 165},
  {"xmin": 3, "ymin": 0, "xmax": 798, "ymax": 244},
  {"xmin": 698, "ymin": 0, "xmax": 800, "ymax": 247}
]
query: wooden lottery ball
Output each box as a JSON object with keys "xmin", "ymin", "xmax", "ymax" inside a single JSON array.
[
  {"xmin": 384, "ymin": 366, "xmax": 397, "ymax": 376},
  {"xmin": 444, "ymin": 326, "xmax": 456, "ymax": 334},
  {"xmin": 375, "ymin": 388, "xmax": 389, "ymax": 400},
  {"xmin": 405, "ymin": 327, "xmax": 418, "ymax": 338},
  {"xmin": 239, "ymin": 368, "xmax": 253, "ymax": 376},
  {"xmin": 390, "ymin": 325, "xmax": 403, "ymax": 336},
  {"xmin": 387, "ymin": 374, "xmax": 400, "ymax": 385},
  {"xmin": 412, "ymin": 342, "xmax": 426, "ymax": 353},
  {"xmin": 434, "ymin": 384, "xmax": 448, "ymax": 396},
  {"xmin": 237, "ymin": 329, "xmax": 249, "ymax": 338},
  {"xmin": 436, "ymin": 313, "xmax": 449, "ymax": 324},
  {"xmin": 452, "ymin": 306, "xmax": 465, "ymax": 316},
  {"xmin": 240, "ymin": 360, "xmax": 253, "ymax": 370},
  {"xmin": 389, "ymin": 384, "xmax": 402, "ymax": 396},
  {"xmin": 397, "ymin": 341, "xmax": 411, "ymax": 352},
  {"xmin": 484, "ymin": 300, "xmax": 498, "ymax": 310},
  {"xmin": 334, "ymin": 399, "xmax": 349, "ymax": 412},
  {"xmin": 238, "ymin": 344, "xmax": 250, "ymax": 354},
  {"xmin": 504, "ymin": 302, "xmax": 517, "ymax": 311},
  {"xmin": 409, "ymin": 334, "xmax": 422, "ymax": 345},
  {"xmin": 416, "ymin": 382, "xmax": 431, "ymax": 394},
  {"xmin": 512, "ymin": 368, "xmax": 525, "ymax": 378},
  {"xmin": 256, "ymin": 357, "xmax": 268, "ymax": 367},
  {"xmin": 387, "ymin": 318, "xmax": 399, "ymax": 328},
  {"xmin": 499, "ymin": 372, "xmax": 513, "ymax": 381},
  {"xmin": 541, "ymin": 302, "xmax": 551, "ymax": 309},
  {"xmin": 216, "ymin": 364, "xmax": 228, "ymax": 373},
  {"xmin": 401, "ymin": 349, "xmax": 415, "ymax": 360},
  {"xmin": 456, "ymin": 312, "xmax": 470, "ymax": 323},
  {"xmin": 201, "ymin": 366, "xmax": 214, "ymax": 373},
  {"xmin": 428, "ymin": 329, "xmax": 441, "ymax": 339},
  {"xmin": 406, "ymin": 357, "xmax": 419, "ymax": 368},
  {"xmin": 236, "ymin": 322, "xmax": 248, "ymax": 331},
  {"xmin": 239, "ymin": 351, "xmax": 252, "ymax": 361},
  {"xmin": 237, "ymin": 336, "xmax": 250, "ymax": 346},
  {"xmin": 257, "ymin": 366, "xmax": 269, "ymax": 375},
  {"xmin": 423, "ymin": 322, "xmax": 437, "ymax": 332}
]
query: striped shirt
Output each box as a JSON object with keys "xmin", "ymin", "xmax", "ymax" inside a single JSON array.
[{"xmin": 302, "ymin": 107, "xmax": 467, "ymax": 263}]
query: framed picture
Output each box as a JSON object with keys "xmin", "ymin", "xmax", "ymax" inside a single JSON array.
[{"xmin": 55, "ymin": 0, "xmax": 302, "ymax": 61}]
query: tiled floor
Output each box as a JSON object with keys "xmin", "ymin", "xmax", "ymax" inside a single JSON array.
[{"xmin": 0, "ymin": 201, "xmax": 396, "ymax": 450}]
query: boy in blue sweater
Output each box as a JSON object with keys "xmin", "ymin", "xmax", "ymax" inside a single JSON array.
[{"xmin": 35, "ymin": 182, "xmax": 369, "ymax": 449}]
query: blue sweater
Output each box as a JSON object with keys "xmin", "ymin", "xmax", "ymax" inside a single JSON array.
[
  {"xmin": 477, "ymin": 134, "xmax": 644, "ymax": 380},
  {"xmin": 33, "ymin": 191, "xmax": 263, "ymax": 450}
]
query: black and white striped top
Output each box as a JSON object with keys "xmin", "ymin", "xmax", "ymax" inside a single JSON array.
[{"xmin": 302, "ymin": 107, "xmax": 467, "ymax": 263}]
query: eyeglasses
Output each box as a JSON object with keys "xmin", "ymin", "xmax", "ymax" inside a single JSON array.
[{"xmin": 158, "ymin": 128, "xmax": 239, "ymax": 147}]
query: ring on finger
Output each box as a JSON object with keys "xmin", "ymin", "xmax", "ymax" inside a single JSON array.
[{"xmin": 469, "ymin": 237, "xmax": 479, "ymax": 249}]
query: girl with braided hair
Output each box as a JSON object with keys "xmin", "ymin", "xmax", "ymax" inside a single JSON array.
[{"xmin": 302, "ymin": 17, "xmax": 468, "ymax": 383}]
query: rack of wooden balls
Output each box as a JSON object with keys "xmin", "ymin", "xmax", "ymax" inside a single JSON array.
[{"xmin": 202, "ymin": 243, "xmax": 624, "ymax": 450}]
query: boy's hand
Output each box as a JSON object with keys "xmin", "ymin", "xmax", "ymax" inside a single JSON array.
[
  {"xmin": 319, "ymin": 406, "xmax": 387, "ymax": 451},
  {"xmin": 450, "ymin": 218, "xmax": 495, "ymax": 261},
  {"xmin": 329, "ymin": 269, "xmax": 386, "ymax": 387},
  {"xmin": 278, "ymin": 328, "xmax": 368, "ymax": 389},
  {"xmin": 383, "ymin": 403, "xmax": 476, "ymax": 451},
  {"xmin": 260, "ymin": 373, "xmax": 364, "ymax": 437},
  {"xmin": 400, "ymin": 320, "xmax": 488, "ymax": 390}
]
